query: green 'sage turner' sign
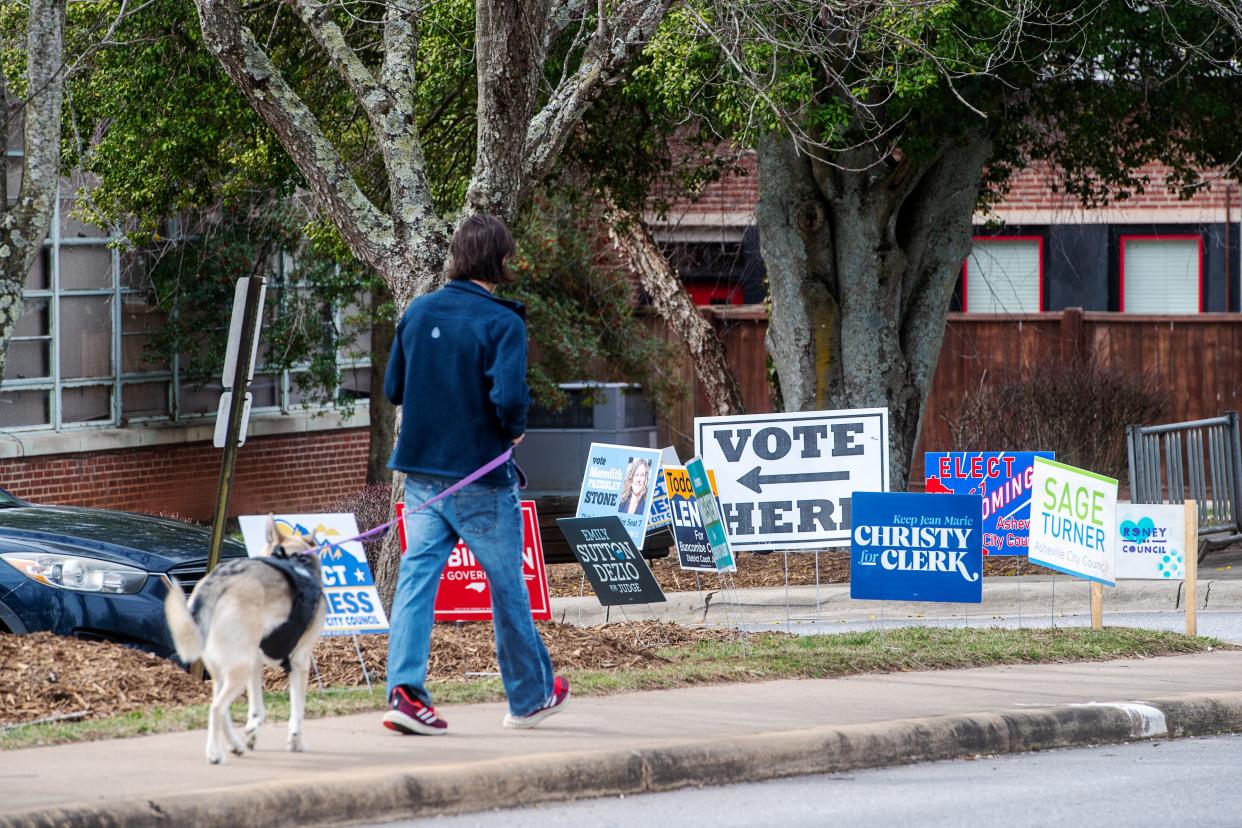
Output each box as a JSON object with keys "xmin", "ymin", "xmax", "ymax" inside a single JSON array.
[
  {"xmin": 687, "ymin": 457, "xmax": 736, "ymax": 573},
  {"xmin": 1028, "ymin": 456, "xmax": 1118, "ymax": 586}
]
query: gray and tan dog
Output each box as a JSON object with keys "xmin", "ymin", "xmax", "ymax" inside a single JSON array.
[{"xmin": 165, "ymin": 516, "xmax": 327, "ymax": 764}]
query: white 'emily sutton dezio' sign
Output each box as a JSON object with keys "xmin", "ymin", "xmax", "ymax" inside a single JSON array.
[{"xmin": 695, "ymin": 409, "xmax": 889, "ymax": 552}]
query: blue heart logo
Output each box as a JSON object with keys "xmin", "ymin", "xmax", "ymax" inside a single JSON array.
[{"xmin": 1120, "ymin": 517, "xmax": 1157, "ymax": 542}]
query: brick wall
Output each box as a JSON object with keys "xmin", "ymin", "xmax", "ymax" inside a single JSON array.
[
  {"xmin": 0, "ymin": 429, "xmax": 370, "ymax": 521},
  {"xmin": 996, "ymin": 162, "xmax": 1235, "ymax": 213},
  {"xmin": 658, "ymin": 152, "xmax": 1234, "ymax": 220}
]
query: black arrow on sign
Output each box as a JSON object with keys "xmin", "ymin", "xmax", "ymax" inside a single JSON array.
[{"xmin": 737, "ymin": 466, "xmax": 849, "ymax": 494}]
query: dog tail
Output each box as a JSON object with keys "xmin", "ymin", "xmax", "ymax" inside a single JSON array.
[{"xmin": 164, "ymin": 579, "xmax": 203, "ymax": 663}]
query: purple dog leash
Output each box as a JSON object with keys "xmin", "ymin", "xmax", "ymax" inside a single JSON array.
[{"xmin": 299, "ymin": 448, "xmax": 520, "ymax": 555}]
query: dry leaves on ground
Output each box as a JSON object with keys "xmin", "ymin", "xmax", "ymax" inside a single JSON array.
[
  {"xmin": 0, "ymin": 632, "xmax": 211, "ymax": 727},
  {"xmin": 2, "ymin": 621, "xmax": 736, "ymax": 726}
]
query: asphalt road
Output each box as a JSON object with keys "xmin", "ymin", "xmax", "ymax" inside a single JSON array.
[
  {"xmin": 745, "ymin": 610, "xmax": 1242, "ymax": 643},
  {"xmin": 382, "ymin": 734, "xmax": 1242, "ymax": 828}
]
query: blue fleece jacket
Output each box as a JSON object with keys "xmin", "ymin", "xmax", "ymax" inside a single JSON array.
[{"xmin": 385, "ymin": 280, "xmax": 529, "ymax": 486}]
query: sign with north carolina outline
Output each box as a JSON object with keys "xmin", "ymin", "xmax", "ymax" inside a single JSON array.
[
  {"xmin": 239, "ymin": 513, "xmax": 389, "ymax": 635},
  {"xmin": 431, "ymin": 501, "xmax": 552, "ymax": 622}
]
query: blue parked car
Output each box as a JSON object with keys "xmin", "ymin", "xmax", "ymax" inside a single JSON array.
[{"xmin": 0, "ymin": 487, "xmax": 249, "ymax": 656}]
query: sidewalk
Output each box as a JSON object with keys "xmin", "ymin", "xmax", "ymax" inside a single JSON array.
[
  {"xmin": 3, "ymin": 651, "xmax": 1241, "ymax": 827},
  {"xmin": 549, "ymin": 575, "xmax": 1242, "ymax": 628}
]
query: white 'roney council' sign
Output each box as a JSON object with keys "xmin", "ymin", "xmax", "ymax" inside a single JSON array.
[{"xmin": 694, "ymin": 409, "xmax": 890, "ymax": 552}]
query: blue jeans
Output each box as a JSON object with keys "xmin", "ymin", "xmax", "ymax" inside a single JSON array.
[{"xmin": 386, "ymin": 473, "xmax": 554, "ymax": 716}]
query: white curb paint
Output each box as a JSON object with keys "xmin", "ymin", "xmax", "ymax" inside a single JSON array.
[{"xmin": 1072, "ymin": 702, "xmax": 1169, "ymax": 738}]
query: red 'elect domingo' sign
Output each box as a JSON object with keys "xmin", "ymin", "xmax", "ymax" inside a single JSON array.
[{"xmin": 398, "ymin": 501, "xmax": 551, "ymax": 622}]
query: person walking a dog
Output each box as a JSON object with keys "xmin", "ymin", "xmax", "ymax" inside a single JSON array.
[{"xmin": 382, "ymin": 213, "xmax": 568, "ymax": 735}]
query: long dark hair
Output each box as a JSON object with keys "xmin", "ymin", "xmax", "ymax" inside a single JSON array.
[{"xmin": 445, "ymin": 214, "xmax": 517, "ymax": 285}]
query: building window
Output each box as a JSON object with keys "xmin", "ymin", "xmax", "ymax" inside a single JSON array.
[
  {"xmin": 1120, "ymin": 235, "xmax": 1202, "ymax": 314},
  {"xmin": 0, "ymin": 184, "xmax": 370, "ymax": 432},
  {"xmin": 962, "ymin": 236, "xmax": 1043, "ymax": 313}
]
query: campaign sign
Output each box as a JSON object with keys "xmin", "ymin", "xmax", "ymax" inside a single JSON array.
[
  {"xmin": 695, "ymin": 409, "xmax": 889, "ymax": 551},
  {"xmin": 924, "ymin": 451, "xmax": 1054, "ymax": 556},
  {"xmin": 646, "ymin": 446, "xmax": 681, "ymax": 534},
  {"xmin": 556, "ymin": 515, "xmax": 667, "ymax": 606},
  {"xmin": 647, "ymin": 469, "xmax": 673, "ymax": 532},
  {"xmin": 576, "ymin": 443, "xmax": 663, "ymax": 548},
  {"xmin": 849, "ymin": 493, "xmax": 983, "ymax": 603},
  {"xmin": 686, "ymin": 457, "xmax": 736, "ymax": 572},
  {"xmin": 664, "ymin": 466, "xmax": 718, "ymax": 572},
  {"xmin": 239, "ymin": 513, "xmax": 389, "ymax": 635},
  {"xmin": 1116, "ymin": 503, "xmax": 1186, "ymax": 580},
  {"xmin": 432, "ymin": 501, "xmax": 552, "ymax": 622},
  {"xmin": 1028, "ymin": 457, "xmax": 1118, "ymax": 587}
]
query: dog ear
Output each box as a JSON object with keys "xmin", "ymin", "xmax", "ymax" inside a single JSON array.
[{"xmin": 265, "ymin": 514, "xmax": 284, "ymax": 547}]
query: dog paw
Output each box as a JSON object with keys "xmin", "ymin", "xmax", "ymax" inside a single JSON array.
[
  {"xmin": 287, "ymin": 733, "xmax": 307, "ymax": 753},
  {"xmin": 207, "ymin": 751, "xmax": 225, "ymax": 765},
  {"xmin": 244, "ymin": 730, "xmax": 258, "ymax": 751}
]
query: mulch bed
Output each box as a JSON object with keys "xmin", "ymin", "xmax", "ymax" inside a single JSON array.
[
  {"xmin": 2, "ymin": 554, "xmax": 1052, "ymax": 728},
  {"xmin": 1, "ymin": 621, "xmax": 734, "ymax": 727}
]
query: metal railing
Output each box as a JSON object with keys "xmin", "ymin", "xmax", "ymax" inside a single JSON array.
[{"xmin": 1127, "ymin": 411, "xmax": 1242, "ymax": 558}]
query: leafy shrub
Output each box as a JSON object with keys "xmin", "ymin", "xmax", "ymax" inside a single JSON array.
[{"xmin": 946, "ymin": 355, "xmax": 1169, "ymax": 483}]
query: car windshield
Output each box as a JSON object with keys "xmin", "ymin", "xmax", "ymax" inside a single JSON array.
[{"xmin": 0, "ymin": 488, "xmax": 23, "ymax": 508}]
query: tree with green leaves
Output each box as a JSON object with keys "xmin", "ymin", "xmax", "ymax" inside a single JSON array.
[
  {"xmin": 649, "ymin": 0, "xmax": 1242, "ymax": 483},
  {"xmin": 0, "ymin": 0, "xmax": 65, "ymax": 381},
  {"xmin": 60, "ymin": 0, "xmax": 688, "ymax": 492}
]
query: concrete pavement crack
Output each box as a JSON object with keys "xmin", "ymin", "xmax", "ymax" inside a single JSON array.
[{"xmin": 702, "ymin": 591, "xmax": 718, "ymax": 624}]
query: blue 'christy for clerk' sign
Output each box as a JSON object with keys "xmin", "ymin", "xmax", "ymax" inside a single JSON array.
[{"xmin": 850, "ymin": 492, "xmax": 983, "ymax": 603}]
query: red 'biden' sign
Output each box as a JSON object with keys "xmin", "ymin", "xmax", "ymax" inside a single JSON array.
[{"xmin": 398, "ymin": 500, "xmax": 551, "ymax": 622}]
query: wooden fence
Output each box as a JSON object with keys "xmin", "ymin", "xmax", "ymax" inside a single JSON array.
[{"xmin": 651, "ymin": 307, "xmax": 1242, "ymax": 485}]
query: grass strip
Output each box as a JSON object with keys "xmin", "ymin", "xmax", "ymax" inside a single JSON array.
[{"xmin": 1, "ymin": 625, "xmax": 1224, "ymax": 751}]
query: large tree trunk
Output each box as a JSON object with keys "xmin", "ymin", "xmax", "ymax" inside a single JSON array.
[
  {"xmin": 366, "ymin": 284, "xmax": 397, "ymax": 485},
  {"xmin": 0, "ymin": 0, "xmax": 66, "ymax": 378},
  {"xmin": 756, "ymin": 132, "xmax": 992, "ymax": 487},
  {"xmin": 193, "ymin": 0, "xmax": 674, "ymax": 611},
  {"xmin": 607, "ymin": 213, "xmax": 745, "ymax": 416}
]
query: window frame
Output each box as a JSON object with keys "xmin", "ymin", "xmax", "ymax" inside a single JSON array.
[
  {"xmin": 1118, "ymin": 234, "xmax": 1204, "ymax": 314},
  {"xmin": 0, "ymin": 180, "xmax": 372, "ymax": 433},
  {"xmin": 961, "ymin": 235, "xmax": 1045, "ymax": 314}
]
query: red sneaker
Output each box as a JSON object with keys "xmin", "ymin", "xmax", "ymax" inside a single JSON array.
[
  {"xmin": 383, "ymin": 686, "xmax": 448, "ymax": 735},
  {"xmin": 503, "ymin": 676, "xmax": 570, "ymax": 729}
]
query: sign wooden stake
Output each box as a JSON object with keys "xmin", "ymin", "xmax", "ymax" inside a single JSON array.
[
  {"xmin": 1185, "ymin": 499, "xmax": 1198, "ymax": 636},
  {"xmin": 1090, "ymin": 581, "xmax": 1104, "ymax": 630}
]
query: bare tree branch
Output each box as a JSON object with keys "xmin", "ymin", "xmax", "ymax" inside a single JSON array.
[
  {"xmin": 518, "ymin": 0, "xmax": 673, "ymax": 204},
  {"xmin": 607, "ymin": 206, "xmax": 744, "ymax": 416},
  {"xmin": 193, "ymin": 0, "xmax": 398, "ymax": 276},
  {"xmin": 287, "ymin": 0, "xmax": 389, "ymax": 132}
]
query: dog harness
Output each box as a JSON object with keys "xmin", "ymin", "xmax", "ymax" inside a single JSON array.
[{"xmin": 256, "ymin": 552, "xmax": 323, "ymax": 673}]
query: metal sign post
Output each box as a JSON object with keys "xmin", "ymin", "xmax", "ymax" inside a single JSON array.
[{"xmin": 205, "ymin": 276, "xmax": 267, "ymax": 577}]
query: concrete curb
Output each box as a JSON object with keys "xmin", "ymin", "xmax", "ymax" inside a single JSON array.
[
  {"xmin": 551, "ymin": 578, "xmax": 1242, "ymax": 627},
  {"xmin": 5, "ymin": 691, "xmax": 1241, "ymax": 828}
]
